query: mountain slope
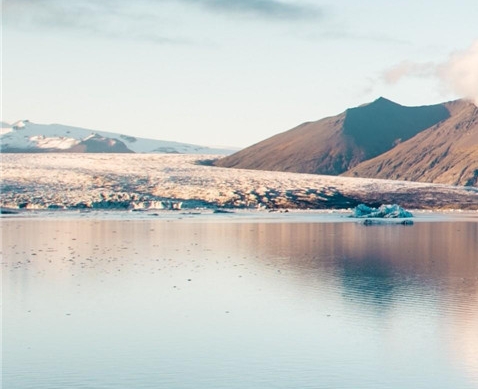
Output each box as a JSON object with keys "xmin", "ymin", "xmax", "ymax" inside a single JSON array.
[
  {"xmin": 0, "ymin": 121, "xmax": 235, "ymax": 154},
  {"xmin": 343, "ymin": 99, "xmax": 478, "ymax": 186},
  {"xmin": 215, "ymin": 97, "xmax": 450, "ymax": 175}
]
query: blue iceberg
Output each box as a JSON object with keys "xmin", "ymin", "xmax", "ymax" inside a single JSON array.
[{"xmin": 352, "ymin": 204, "xmax": 413, "ymax": 218}]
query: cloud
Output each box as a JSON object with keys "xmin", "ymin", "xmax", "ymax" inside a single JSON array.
[
  {"xmin": 382, "ymin": 61, "xmax": 435, "ymax": 84},
  {"xmin": 438, "ymin": 41, "xmax": 478, "ymax": 105},
  {"xmin": 177, "ymin": 0, "xmax": 322, "ymax": 20},
  {"xmin": 3, "ymin": 0, "xmax": 322, "ymax": 41},
  {"xmin": 382, "ymin": 40, "xmax": 478, "ymax": 105},
  {"xmin": 3, "ymin": 0, "xmax": 189, "ymax": 45}
]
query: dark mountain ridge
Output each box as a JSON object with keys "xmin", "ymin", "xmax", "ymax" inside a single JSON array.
[
  {"xmin": 343, "ymin": 97, "xmax": 449, "ymax": 158},
  {"xmin": 215, "ymin": 97, "xmax": 478, "ymax": 187},
  {"xmin": 343, "ymin": 99, "xmax": 478, "ymax": 186},
  {"xmin": 215, "ymin": 97, "xmax": 450, "ymax": 175}
]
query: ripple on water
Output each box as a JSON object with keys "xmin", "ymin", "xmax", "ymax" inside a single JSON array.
[{"xmin": 2, "ymin": 219, "xmax": 478, "ymax": 389}]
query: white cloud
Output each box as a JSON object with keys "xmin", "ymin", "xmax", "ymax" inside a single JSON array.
[
  {"xmin": 382, "ymin": 40, "xmax": 478, "ymax": 105},
  {"xmin": 438, "ymin": 40, "xmax": 478, "ymax": 105},
  {"xmin": 382, "ymin": 61, "xmax": 435, "ymax": 84}
]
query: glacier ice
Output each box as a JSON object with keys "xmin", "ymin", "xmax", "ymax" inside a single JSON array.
[{"xmin": 352, "ymin": 204, "xmax": 413, "ymax": 218}]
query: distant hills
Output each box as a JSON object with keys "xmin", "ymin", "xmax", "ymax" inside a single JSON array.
[
  {"xmin": 215, "ymin": 98, "xmax": 478, "ymax": 187},
  {"xmin": 0, "ymin": 121, "xmax": 235, "ymax": 155}
]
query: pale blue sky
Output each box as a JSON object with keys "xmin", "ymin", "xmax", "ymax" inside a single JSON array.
[{"xmin": 3, "ymin": 0, "xmax": 478, "ymax": 147}]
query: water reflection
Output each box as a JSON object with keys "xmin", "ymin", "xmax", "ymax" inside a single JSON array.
[
  {"xmin": 247, "ymin": 221, "xmax": 478, "ymax": 385},
  {"xmin": 2, "ymin": 218, "xmax": 478, "ymax": 389}
]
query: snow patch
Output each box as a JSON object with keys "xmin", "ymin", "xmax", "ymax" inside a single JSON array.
[
  {"xmin": 0, "ymin": 126, "xmax": 13, "ymax": 135},
  {"xmin": 31, "ymin": 135, "xmax": 79, "ymax": 150},
  {"xmin": 12, "ymin": 120, "xmax": 28, "ymax": 129}
]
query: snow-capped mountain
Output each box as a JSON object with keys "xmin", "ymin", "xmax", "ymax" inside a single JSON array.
[{"xmin": 0, "ymin": 121, "xmax": 236, "ymax": 154}]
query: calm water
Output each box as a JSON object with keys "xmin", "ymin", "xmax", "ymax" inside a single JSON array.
[{"xmin": 2, "ymin": 216, "xmax": 478, "ymax": 389}]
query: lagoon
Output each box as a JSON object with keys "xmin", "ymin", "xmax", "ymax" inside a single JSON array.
[{"xmin": 2, "ymin": 214, "xmax": 478, "ymax": 388}]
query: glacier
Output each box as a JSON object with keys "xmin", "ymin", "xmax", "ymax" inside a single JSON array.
[{"xmin": 1, "ymin": 154, "xmax": 477, "ymax": 212}]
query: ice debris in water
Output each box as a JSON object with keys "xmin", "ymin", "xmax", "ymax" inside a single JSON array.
[{"xmin": 352, "ymin": 204, "xmax": 413, "ymax": 218}]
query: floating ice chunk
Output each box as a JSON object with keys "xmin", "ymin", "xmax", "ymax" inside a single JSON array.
[{"xmin": 352, "ymin": 204, "xmax": 413, "ymax": 218}]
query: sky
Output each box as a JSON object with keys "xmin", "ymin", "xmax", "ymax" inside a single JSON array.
[{"xmin": 2, "ymin": 0, "xmax": 478, "ymax": 147}]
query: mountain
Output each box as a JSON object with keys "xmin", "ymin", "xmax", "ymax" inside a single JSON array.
[
  {"xmin": 343, "ymin": 99, "xmax": 478, "ymax": 186},
  {"xmin": 215, "ymin": 97, "xmax": 450, "ymax": 175},
  {"xmin": 0, "ymin": 121, "xmax": 235, "ymax": 154}
]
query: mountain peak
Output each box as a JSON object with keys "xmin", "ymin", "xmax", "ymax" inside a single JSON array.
[
  {"xmin": 216, "ymin": 97, "xmax": 454, "ymax": 178},
  {"xmin": 12, "ymin": 120, "xmax": 30, "ymax": 129},
  {"xmin": 374, "ymin": 96, "xmax": 395, "ymax": 104},
  {"xmin": 355, "ymin": 97, "xmax": 399, "ymax": 110},
  {"xmin": 343, "ymin": 98, "xmax": 450, "ymax": 156}
]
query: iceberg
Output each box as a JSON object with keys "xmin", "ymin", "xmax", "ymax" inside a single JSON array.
[{"xmin": 352, "ymin": 204, "xmax": 413, "ymax": 218}]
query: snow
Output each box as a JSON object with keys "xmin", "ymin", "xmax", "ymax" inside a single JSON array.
[
  {"xmin": 11, "ymin": 120, "xmax": 27, "ymax": 128},
  {"xmin": 0, "ymin": 127, "xmax": 13, "ymax": 135},
  {"xmin": 31, "ymin": 135, "xmax": 80, "ymax": 150},
  {"xmin": 1, "ymin": 121, "xmax": 13, "ymax": 135},
  {"xmin": 1, "ymin": 154, "xmax": 477, "ymax": 211},
  {"xmin": 0, "ymin": 121, "xmax": 236, "ymax": 154},
  {"xmin": 83, "ymin": 133, "xmax": 99, "ymax": 141}
]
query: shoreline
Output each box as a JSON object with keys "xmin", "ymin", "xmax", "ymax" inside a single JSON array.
[{"xmin": 2, "ymin": 208, "xmax": 478, "ymax": 223}]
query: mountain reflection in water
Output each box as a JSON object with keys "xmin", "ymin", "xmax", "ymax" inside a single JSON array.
[{"xmin": 2, "ymin": 218, "xmax": 477, "ymax": 389}]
